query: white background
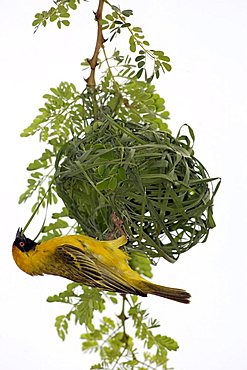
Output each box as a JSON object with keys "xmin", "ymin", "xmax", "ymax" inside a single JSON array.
[{"xmin": 1, "ymin": 0, "xmax": 247, "ymax": 369}]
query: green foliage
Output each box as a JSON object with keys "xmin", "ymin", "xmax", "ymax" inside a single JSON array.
[
  {"xmin": 19, "ymin": 82, "xmax": 86, "ymax": 232},
  {"xmin": 48, "ymin": 284, "xmax": 178, "ymax": 369},
  {"xmin": 129, "ymin": 252, "xmax": 153, "ymax": 279},
  {"xmin": 102, "ymin": 3, "xmax": 172, "ymax": 82},
  {"xmin": 20, "ymin": 82, "xmax": 84, "ymax": 140},
  {"xmin": 18, "ymin": 73, "xmax": 171, "ymax": 236},
  {"xmin": 48, "ymin": 284, "xmax": 106, "ymax": 332},
  {"xmin": 32, "ymin": 1, "xmax": 171, "ymax": 83},
  {"xmin": 32, "ymin": 0, "xmax": 84, "ymax": 32}
]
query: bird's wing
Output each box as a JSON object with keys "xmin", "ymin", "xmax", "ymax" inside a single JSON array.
[
  {"xmin": 56, "ymin": 244, "xmax": 102, "ymax": 285},
  {"xmin": 56, "ymin": 244, "xmax": 145, "ymax": 296}
]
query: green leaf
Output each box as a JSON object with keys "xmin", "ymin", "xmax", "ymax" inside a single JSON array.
[
  {"xmin": 133, "ymin": 27, "xmax": 142, "ymax": 32},
  {"xmin": 137, "ymin": 61, "xmax": 145, "ymax": 68},
  {"xmin": 43, "ymin": 219, "xmax": 69, "ymax": 232},
  {"xmin": 69, "ymin": 0, "xmax": 77, "ymax": 10},
  {"xmin": 96, "ymin": 177, "xmax": 110, "ymax": 190},
  {"xmin": 143, "ymin": 40, "xmax": 150, "ymax": 46},
  {"xmin": 109, "ymin": 296, "xmax": 118, "ymax": 304},
  {"xmin": 156, "ymin": 334, "xmax": 179, "ymax": 351},
  {"xmin": 27, "ymin": 159, "xmax": 44, "ymax": 170},
  {"xmin": 62, "ymin": 20, "xmax": 70, "ymax": 26},
  {"xmin": 129, "ymin": 251, "xmax": 153, "ymax": 278},
  {"xmin": 135, "ymin": 55, "xmax": 145, "ymax": 62},
  {"xmin": 55, "ymin": 315, "xmax": 68, "ymax": 341},
  {"xmin": 31, "ymin": 171, "xmax": 42, "ymax": 178},
  {"xmin": 105, "ymin": 14, "xmax": 114, "ymax": 21},
  {"xmin": 60, "ymin": 12, "xmax": 70, "ymax": 19},
  {"xmin": 108, "ymin": 176, "xmax": 117, "ymax": 190},
  {"xmin": 97, "ymin": 164, "xmax": 105, "ymax": 177},
  {"xmin": 122, "ymin": 9, "xmax": 133, "ymax": 17},
  {"xmin": 162, "ymin": 62, "xmax": 172, "ymax": 71},
  {"xmin": 50, "ymin": 13, "xmax": 58, "ymax": 22},
  {"xmin": 129, "ymin": 35, "xmax": 136, "ymax": 52},
  {"xmin": 32, "ymin": 19, "xmax": 40, "ymax": 27}
]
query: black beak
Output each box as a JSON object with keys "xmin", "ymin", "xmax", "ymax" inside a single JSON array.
[{"xmin": 16, "ymin": 227, "xmax": 24, "ymax": 238}]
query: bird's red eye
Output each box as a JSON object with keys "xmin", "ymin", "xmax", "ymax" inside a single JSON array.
[{"xmin": 19, "ymin": 241, "xmax": 25, "ymax": 247}]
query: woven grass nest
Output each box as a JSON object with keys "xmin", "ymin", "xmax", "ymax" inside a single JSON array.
[{"xmin": 55, "ymin": 119, "xmax": 219, "ymax": 263}]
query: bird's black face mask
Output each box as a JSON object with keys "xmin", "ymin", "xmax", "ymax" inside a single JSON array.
[{"xmin": 13, "ymin": 228, "xmax": 37, "ymax": 252}]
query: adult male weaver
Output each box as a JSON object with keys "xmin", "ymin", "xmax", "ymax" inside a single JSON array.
[{"xmin": 12, "ymin": 228, "xmax": 191, "ymax": 303}]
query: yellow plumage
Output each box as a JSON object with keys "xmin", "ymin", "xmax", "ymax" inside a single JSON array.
[{"xmin": 12, "ymin": 229, "xmax": 190, "ymax": 303}]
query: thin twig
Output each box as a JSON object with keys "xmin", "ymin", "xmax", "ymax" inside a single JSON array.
[{"xmin": 111, "ymin": 295, "xmax": 129, "ymax": 370}]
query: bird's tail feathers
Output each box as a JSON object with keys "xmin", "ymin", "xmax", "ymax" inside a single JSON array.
[{"xmin": 144, "ymin": 281, "xmax": 191, "ymax": 304}]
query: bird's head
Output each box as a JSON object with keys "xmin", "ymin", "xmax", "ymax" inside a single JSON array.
[{"xmin": 13, "ymin": 228, "xmax": 37, "ymax": 252}]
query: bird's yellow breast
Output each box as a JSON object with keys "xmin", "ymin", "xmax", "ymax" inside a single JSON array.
[{"xmin": 12, "ymin": 234, "xmax": 134, "ymax": 278}]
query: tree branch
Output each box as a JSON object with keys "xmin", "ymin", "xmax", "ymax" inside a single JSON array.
[{"xmin": 85, "ymin": 0, "xmax": 106, "ymax": 87}]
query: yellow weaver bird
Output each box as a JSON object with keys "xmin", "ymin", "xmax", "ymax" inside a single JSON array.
[{"xmin": 12, "ymin": 228, "xmax": 191, "ymax": 303}]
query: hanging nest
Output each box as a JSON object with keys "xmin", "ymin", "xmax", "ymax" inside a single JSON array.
[{"xmin": 55, "ymin": 119, "xmax": 220, "ymax": 263}]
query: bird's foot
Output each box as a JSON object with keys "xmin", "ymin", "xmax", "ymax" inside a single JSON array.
[{"xmin": 111, "ymin": 212, "xmax": 127, "ymax": 238}]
